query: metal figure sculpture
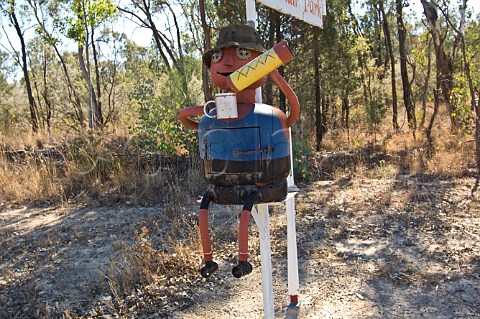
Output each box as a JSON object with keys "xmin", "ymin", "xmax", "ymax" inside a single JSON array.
[{"xmin": 179, "ymin": 24, "xmax": 299, "ymax": 279}]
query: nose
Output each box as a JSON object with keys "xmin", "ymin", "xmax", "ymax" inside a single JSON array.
[{"xmin": 222, "ymin": 49, "xmax": 234, "ymax": 66}]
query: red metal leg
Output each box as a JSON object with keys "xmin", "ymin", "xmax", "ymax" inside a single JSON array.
[
  {"xmin": 238, "ymin": 209, "xmax": 251, "ymax": 262},
  {"xmin": 232, "ymin": 191, "xmax": 258, "ymax": 278},
  {"xmin": 198, "ymin": 193, "xmax": 218, "ymax": 278},
  {"xmin": 199, "ymin": 208, "xmax": 213, "ymax": 262}
]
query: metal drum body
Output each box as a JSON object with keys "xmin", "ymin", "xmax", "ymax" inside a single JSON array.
[{"xmin": 198, "ymin": 103, "xmax": 290, "ymax": 204}]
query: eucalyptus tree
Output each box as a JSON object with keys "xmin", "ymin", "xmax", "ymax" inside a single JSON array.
[
  {"xmin": 354, "ymin": 1, "xmax": 391, "ymax": 135},
  {"xmin": 269, "ymin": 0, "xmax": 361, "ymax": 148},
  {"xmin": 119, "ymin": 0, "xmax": 197, "ymax": 110},
  {"xmin": 116, "ymin": 2, "xmax": 204, "ymax": 155},
  {"xmin": 421, "ymin": 0, "xmax": 468, "ymax": 130},
  {"xmin": 378, "ymin": 0, "xmax": 399, "ymax": 130},
  {"xmin": 0, "ymin": 49, "xmax": 16, "ymax": 132},
  {"xmin": 67, "ymin": 0, "xmax": 118, "ymax": 129},
  {"xmin": 0, "ymin": 0, "xmax": 39, "ymax": 132},
  {"xmin": 454, "ymin": 4, "xmax": 480, "ymax": 172},
  {"xmin": 97, "ymin": 30, "xmax": 126, "ymax": 125},
  {"xmin": 180, "ymin": 0, "xmax": 218, "ymax": 101},
  {"xmin": 396, "ymin": 0, "xmax": 415, "ymax": 130},
  {"xmin": 26, "ymin": 36, "xmax": 56, "ymax": 130},
  {"xmin": 26, "ymin": 0, "xmax": 85, "ymax": 128},
  {"xmin": 409, "ymin": 29, "xmax": 433, "ymax": 128}
]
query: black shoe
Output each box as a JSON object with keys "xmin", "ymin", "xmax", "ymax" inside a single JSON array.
[
  {"xmin": 232, "ymin": 261, "xmax": 253, "ymax": 278},
  {"xmin": 200, "ymin": 261, "xmax": 218, "ymax": 278}
]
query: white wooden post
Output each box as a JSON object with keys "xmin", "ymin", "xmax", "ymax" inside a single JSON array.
[
  {"xmin": 286, "ymin": 195, "xmax": 300, "ymax": 307},
  {"xmin": 246, "ymin": 0, "xmax": 263, "ymax": 104},
  {"xmin": 251, "ymin": 204, "xmax": 275, "ymax": 319}
]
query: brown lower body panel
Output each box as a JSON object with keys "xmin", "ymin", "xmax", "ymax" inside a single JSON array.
[{"xmin": 206, "ymin": 179, "xmax": 288, "ymax": 205}]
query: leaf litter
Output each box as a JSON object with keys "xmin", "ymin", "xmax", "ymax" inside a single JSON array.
[{"xmin": 1, "ymin": 174, "xmax": 479, "ymax": 318}]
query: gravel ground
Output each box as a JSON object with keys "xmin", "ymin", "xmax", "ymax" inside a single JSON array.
[{"xmin": 1, "ymin": 174, "xmax": 479, "ymax": 318}]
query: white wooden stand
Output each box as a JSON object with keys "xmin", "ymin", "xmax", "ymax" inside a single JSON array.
[{"xmin": 252, "ymin": 190, "xmax": 299, "ymax": 319}]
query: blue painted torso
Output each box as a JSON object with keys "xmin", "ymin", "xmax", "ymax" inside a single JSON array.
[{"xmin": 198, "ymin": 103, "xmax": 290, "ymax": 186}]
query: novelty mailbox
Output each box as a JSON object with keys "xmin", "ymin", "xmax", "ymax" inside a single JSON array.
[{"xmin": 179, "ymin": 24, "xmax": 299, "ymax": 279}]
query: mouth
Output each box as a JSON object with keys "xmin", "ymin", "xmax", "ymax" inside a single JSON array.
[{"xmin": 217, "ymin": 71, "xmax": 233, "ymax": 77}]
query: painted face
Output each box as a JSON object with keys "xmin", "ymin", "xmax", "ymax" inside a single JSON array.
[{"xmin": 210, "ymin": 46, "xmax": 268, "ymax": 91}]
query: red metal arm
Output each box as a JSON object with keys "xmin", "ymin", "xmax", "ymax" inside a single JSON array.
[
  {"xmin": 269, "ymin": 70, "xmax": 300, "ymax": 127},
  {"xmin": 178, "ymin": 105, "xmax": 204, "ymax": 130}
]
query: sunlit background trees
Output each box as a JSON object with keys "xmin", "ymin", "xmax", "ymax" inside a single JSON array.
[{"xmin": 1, "ymin": 0, "xmax": 479, "ymax": 175}]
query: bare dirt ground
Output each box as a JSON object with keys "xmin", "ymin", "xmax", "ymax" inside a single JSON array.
[{"xmin": 1, "ymin": 173, "xmax": 480, "ymax": 318}]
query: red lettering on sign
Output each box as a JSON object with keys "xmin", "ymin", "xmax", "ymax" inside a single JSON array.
[
  {"xmin": 284, "ymin": 0, "xmax": 298, "ymax": 7},
  {"xmin": 304, "ymin": 0, "xmax": 322, "ymax": 17}
]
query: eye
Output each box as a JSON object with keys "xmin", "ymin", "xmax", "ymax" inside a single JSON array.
[
  {"xmin": 211, "ymin": 49, "xmax": 223, "ymax": 63},
  {"xmin": 236, "ymin": 47, "xmax": 252, "ymax": 60}
]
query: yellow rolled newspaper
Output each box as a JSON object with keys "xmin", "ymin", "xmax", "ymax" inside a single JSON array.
[{"xmin": 227, "ymin": 40, "xmax": 294, "ymax": 93}]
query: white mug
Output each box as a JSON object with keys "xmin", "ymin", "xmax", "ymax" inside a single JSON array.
[{"xmin": 204, "ymin": 93, "xmax": 238, "ymax": 119}]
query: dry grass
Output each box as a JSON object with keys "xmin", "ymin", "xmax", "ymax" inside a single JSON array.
[
  {"xmin": 0, "ymin": 130, "xmax": 206, "ymax": 207},
  {"xmin": 102, "ymin": 221, "xmax": 201, "ymax": 316},
  {"xmin": 0, "ymin": 156, "xmax": 63, "ymax": 203},
  {"xmin": 1, "ymin": 104, "xmax": 476, "ymax": 207},
  {"xmin": 310, "ymin": 109, "xmax": 476, "ymax": 181}
]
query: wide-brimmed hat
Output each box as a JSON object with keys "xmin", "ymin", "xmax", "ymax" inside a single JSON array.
[{"xmin": 202, "ymin": 24, "xmax": 266, "ymax": 67}]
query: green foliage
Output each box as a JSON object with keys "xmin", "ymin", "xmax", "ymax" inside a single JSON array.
[
  {"xmin": 293, "ymin": 126, "xmax": 313, "ymax": 180},
  {"xmin": 213, "ymin": 0, "xmax": 245, "ymax": 24},
  {"xmin": 128, "ymin": 58, "xmax": 202, "ymax": 156},
  {"xmin": 365, "ymin": 96, "xmax": 388, "ymax": 131},
  {"xmin": 0, "ymin": 50, "xmax": 22, "ymax": 133},
  {"xmin": 355, "ymin": 36, "xmax": 388, "ymax": 131},
  {"xmin": 445, "ymin": 19, "xmax": 480, "ymax": 135},
  {"xmin": 120, "ymin": 39, "xmax": 203, "ymax": 157},
  {"xmin": 67, "ymin": 0, "xmax": 117, "ymax": 42},
  {"xmin": 0, "ymin": 85, "xmax": 21, "ymax": 134},
  {"xmin": 451, "ymin": 73, "xmax": 475, "ymax": 134}
]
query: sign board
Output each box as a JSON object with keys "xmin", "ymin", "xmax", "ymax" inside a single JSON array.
[{"xmin": 258, "ymin": 0, "xmax": 326, "ymax": 27}]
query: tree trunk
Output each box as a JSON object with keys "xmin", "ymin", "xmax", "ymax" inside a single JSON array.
[
  {"xmin": 322, "ymin": 97, "xmax": 329, "ymax": 135},
  {"xmin": 476, "ymin": 92, "xmax": 480, "ymax": 174},
  {"xmin": 10, "ymin": 9, "xmax": 39, "ymax": 132},
  {"xmin": 41, "ymin": 51, "xmax": 52, "ymax": 130},
  {"xmin": 421, "ymin": 0, "xmax": 465, "ymax": 130},
  {"xmin": 78, "ymin": 44, "xmax": 99, "ymax": 130},
  {"xmin": 28, "ymin": 0, "xmax": 85, "ymax": 126},
  {"xmin": 379, "ymin": 0, "xmax": 398, "ymax": 130},
  {"xmin": 31, "ymin": 67, "xmax": 44, "ymax": 129},
  {"xmin": 199, "ymin": 0, "xmax": 212, "ymax": 101},
  {"xmin": 91, "ymin": 28, "xmax": 104, "ymax": 127},
  {"xmin": 332, "ymin": 99, "xmax": 338, "ymax": 130},
  {"xmin": 76, "ymin": 0, "xmax": 99, "ymax": 130},
  {"xmin": 314, "ymin": 30, "xmax": 322, "ymax": 151},
  {"xmin": 374, "ymin": 5, "xmax": 383, "ymax": 69},
  {"xmin": 396, "ymin": 0, "xmax": 416, "ymax": 130},
  {"xmin": 341, "ymin": 96, "xmax": 349, "ymax": 130},
  {"xmin": 146, "ymin": 13, "xmax": 173, "ymax": 70},
  {"xmin": 426, "ymin": 72, "xmax": 441, "ymax": 157},
  {"xmin": 55, "ymin": 45, "xmax": 84, "ymax": 126},
  {"xmin": 166, "ymin": 2, "xmax": 192, "ymax": 105},
  {"xmin": 421, "ymin": 39, "xmax": 433, "ymax": 128},
  {"xmin": 315, "ymin": 95, "xmax": 322, "ymax": 151}
]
